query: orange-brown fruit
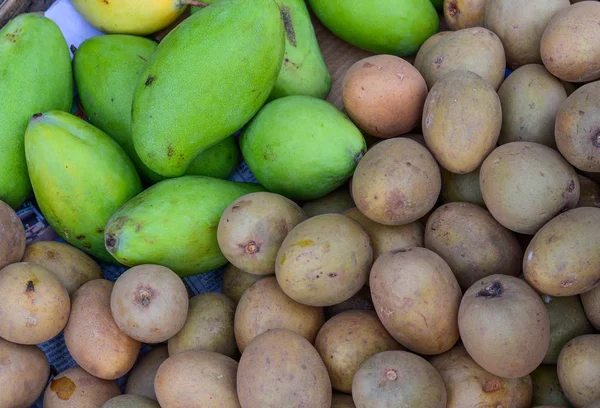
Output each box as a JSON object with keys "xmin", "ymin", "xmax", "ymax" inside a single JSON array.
[
  {"xmin": 125, "ymin": 345, "xmax": 169, "ymax": 401},
  {"xmin": 43, "ymin": 366, "xmax": 121, "ymax": 408},
  {"xmin": 444, "ymin": 0, "xmax": 487, "ymax": 30},
  {"xmin": 0, "ymin": 200, "xmax": 26, "ymax": 270},
  {"xmin": 557, "ymin": 334, "xmax": 600, "ymax": 407},
  {"xmin": 577, "ymin": 175, "xmax": 600, "ymax": 208},
  {"xmin": 413, "ymin": 31, "xmax": 452, "ymax": 73}
]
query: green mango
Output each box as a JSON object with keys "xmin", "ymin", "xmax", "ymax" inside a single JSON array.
[
  {"xmin": 73, "ymin": 34, "xmax": 160, "ymax": 183},
  {"xmin": 240, "ymin": 95, "xmax": 366, "ymax": 201},
  {"xmin": 24, "ymin": 110, "xmax": 143, "ymax": 263},
  {"xmin": 0, "ymin": 14, "xmax": 73, "ymax": 208},
  {"xmin": 267, "ymin": 0, "xmax": 332, "ymax": 101},
  {"xmin": 430, "ymin": 0, "xmax": 443, "ymax": 11},
  {"xmin": 307, "ymin": 0, "xmax": 439, "ymax": 56},
  {"xmin": 185, "ymin": 135, "xmax": 240, "ymax": 179},
  {"xmin": 104, "ymin": 176, "xmax": 265, "ymax": 276},
  {"xmin": 132, "ymin": 0, "xmax": 285, "ymax": 177}
]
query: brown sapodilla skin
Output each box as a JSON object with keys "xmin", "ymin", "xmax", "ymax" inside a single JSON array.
[
  {"xmin": 540, "ymin": 1, "xmax": 600, "ymax": 83},
  {"xmin": 351, "ymin": 137, "xmax": 441, "ymax": 226},
  {"xmin": 524, "ymin": 207, "xmax": 600, "ymax": 297},
  {"xmin": 342, "ymin": 54, "xmax": 428, "ymax": 139},
  {"xmin": 237, "ymin": 329, "xmax": 332, "ymax": 408},
  {"xmin": 425, "ymin": 202, "xmax": 523, "ymax": 291},
  {"xmin": 370, "ymin": 247, "xmax": 462, "ymax": 355},
  {"xmin": 0, "ymin": 200, "xmax": 26, "ymax": 269},
  {"xmin": 64, "ymin": 279, "xmax": 141, "ymax": 380},
  {"xmin": 429, "ymin": 343, "xmax": 534, "ymax": 408},
  {"xmin": 234, "ymin": 276, "xmax": 324, "ymax": 353},
  {"xmin": 582, "ymin": 285, "xmax": 600, "ymax": 331},
  {"xmin": 458, "ymin": 274, "xmax": 550, "ymax": 379},
  {"xmin": 555, "ymin": 80, "xmax": 600, "ymax": 173},
  {"xmin": 444, "ymin": 0, "xmax": 487, "ymax": 30},
  {"xmin": 557, "ymin": 334, "xmax": 600, "ymax": 407},
  {"xmin": 221, "ymin": 263, "xmax": 271, "ymax": 304},
  {"xmin": 43, "ymin": 366, "xmax": 121, "ymax": 408},
  {"xmin": 484, "ymin": 0, "xmax": 570, "ymax": 69},
  {"xmin": 125, "ymin": 345, "xmax": 169, "ymax": 401},
  {"xmin": 413, "ymin": 31, "xmax": 452, "ymax": 73},
  {"xmin": 0, "ymin": 337, "xmax": 50, "ymax": 408},
  {"xmin": 576, "ymin": 175, "xmax": 600, "ymax": 209}
]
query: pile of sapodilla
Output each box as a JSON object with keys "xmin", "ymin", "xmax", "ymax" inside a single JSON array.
[{"xmin": 2, "ymin": 0, "xmax": 600, "ymax": 407}]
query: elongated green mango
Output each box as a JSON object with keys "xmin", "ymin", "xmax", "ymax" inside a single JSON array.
[
  {"xmin": 0, "ymin": 14, "xmax": 73, "ymax": 208},
  {"xmin": 104, "ymin": 176, "xmax": 265, "ymax": 276},
  {"xmin": 73, "ymin": 34, "xmax": 241, "ymax": 185},
  {"xmin": 267, "ymin": 0, "xmax": 331, "ymax": 101},
  {"xmin": 132, "ymin": 0, "xmax": 285, "ymax": 177},
  {"xmin": 24, "ymin": 111, "xmax": 142, "ymax": 263}
]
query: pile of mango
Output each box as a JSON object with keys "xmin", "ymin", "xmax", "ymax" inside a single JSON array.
[{"xmin": 1, "ymin": 0, "xmax": 600, "ymax": 407}]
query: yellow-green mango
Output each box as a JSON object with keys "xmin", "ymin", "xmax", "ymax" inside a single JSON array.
[
  {"xmin": 24, "ymin": 111, "xmax": 142, "ymax": 263},
  {"xmin": 0, "ymin": 14, "xmax": 73, "ymax": 208},
  {"xmin": 104, "ymin": 176, "xmax": 265, "ymax": 276},
  {"xmin": 267, "ymin": 0, "xmax": 332, "ymax": 101},
  {"xmin": 73, "ymin": 34, "xmax": 241, "ymax": 185},
  {"xmin": 132, "ymin": 0, "xmax": 285, "ymax": 177},
  {"xmin": 240, "ymin": 95, "xmax": 366, "ymax": 200}
]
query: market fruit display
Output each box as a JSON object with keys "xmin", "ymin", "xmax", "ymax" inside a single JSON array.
[{"xmin": 0, "ymin": 1, "xmax": 599, "ymax": 407}]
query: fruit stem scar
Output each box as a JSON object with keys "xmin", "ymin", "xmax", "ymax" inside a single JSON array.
[
  {"xmin": 26, "ymin": 280, "xmax": 35, "ymax": 292},
  {"xmin": 476, "ymin": 280, "xmax": 504, "ymax": 299},
  {"xmin": 386, "ymin": 369, "xmax": 398, "ymax": 380},
  {"xmin": 105, "ymin": 234, "xmax": 117, "ymax": 250},
  {"xmin": 245, "ymin": 240, "xmax": 260, "ymax": 254}
]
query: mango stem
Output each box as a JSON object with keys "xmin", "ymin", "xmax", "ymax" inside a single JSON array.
[{"xmin": 186, "ymin": 0, "xmax": 209, "ymax": 7}]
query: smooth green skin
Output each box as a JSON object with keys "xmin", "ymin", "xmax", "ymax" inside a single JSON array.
[
  {"xmin": 541, "ymin": 294, "xmax": 595, "ymax": 364},
  {"xmin": 185, "ymin": 135, "xmax": 240, "ymax": 179},
  {"xmin": 307, "ymin": 0, "xmax": 439, "ymax": 56},
  {"xmin": 531, "ymin": 364, "xmax": 572, "ymax": 407},
  {"xmin": 132, "ymin": 0, "xmax": 285, "ymax": 177},
  {"xmin": 73, "ymin": 34, "xmax": 160, "ymax": 183},
  {"xmin": 24, "ymin": 111, "xmax": 142, "ymax": 263},
  {"xmin": 240, "ymin": 95, "xmax": 366, "ymax": 201},
  {"xmin": 0, "ymin": 14, "xmax": 73, "ymax": 208},
  {"xmin": 267, "ymin": 0, "xmax": 332, "ymax": 101},
  {"xmin": 73, "ymin": 34, "xmax": 240, "ymax": 185},
  {"xmin": 104, "ymin": 176, "xmax": 265, "ymax": 276}
]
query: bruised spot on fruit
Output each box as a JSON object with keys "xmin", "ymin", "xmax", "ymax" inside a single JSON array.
[
  {"xmin": 280, "ymin": 6, "xmax": 297, "ymax": 47},
  {"xmin": 26, "ymin": 280, "xmax": 35, "ymax": 292},
  {"xmin": 96, "ymin": 227, "xmax": 104, "ymax": 234},
  {"xmin": 82, "ymin": 242, "xmax": 92, "ymax": 249},
  {"xmin": 145, "ymin": 75, "xmax": 156, "ymax": 86},
  {"xmin": 328, "ymin": 273, "xmax": 338, "ymax": 278},
  {"xmin": 50, "ymin": 376, "xmax": 76, "ymax": 400},
  {"xmin": 447, "ymin": 1, "xmax": 459, "ymax": 17},
  {"xmin": 566, "ymin": 180, "xmax": 576, "ymax": 192},
  {"xmin": 231, "ymin": 200, "xmax": 251, "ymax": 212},
  {"xmin": 434, "ymin": 55, "xmax": 445, "ymax": 68},
  {"xmin": 105, "ymin": 234, "xmax": 117, "ymax": 251},
  {"xmin": 354, "ymin": 149, "xmax": 366, "ymax": 165},
  {"xmin": 31, "ymin": 112, "xmax": 43, "ymax": 121},
  {"xmin": 482, "ymin": 378, "xmax": 501, "ymax": 392},
  {"xmin": 476, "ymin": 280, "xmax": 504, "ymax": 299},
  {"xmin": 363, "ymin": 62, "xmax": 375, "ymax": 68},
  {"xmin": 244, "ymin": 240, "xmax": 261, "ymax": 254},
  {"xmin": 167, "ymin": 145, "xmax": 174, "ymax": 157},
  {"xmin": 134, "ymin": 285, "xmax": 157, "ymax": 309},
  {"xmin": 76, "ymin": 234, "xmax": 86, "ymax": 240},
  {"xmin": 101, "ymin": 0, "xmax": 109, "ymax": 4}
]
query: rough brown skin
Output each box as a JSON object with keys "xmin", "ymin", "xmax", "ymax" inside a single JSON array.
[
  {"xmin": 541, "ymin": 294, "xmax": 595, "ymax": 364},
  {"xmin": 443, "ymin": 0, "xmax": 487, "ymax": 30},
  {"xmin": 221, "ymin": 263, "xmax": 271, "ymax": 304},
  {"xmin": 155, "ymin": 350, "xmax": 241, "ymax": 408},
  {"xmin": 64, "ymin": 279, "xmax": 141, "ymax": 380},
  {"xmin": 275, "ymin": 213, "xmax": 373, "ymax": 307},
  {"xmin": 342, "ymin": 55, "xmax": 428, "ymax": 139},
  {"xmin": 484, "ymin": 0, "xmax": 570, "ymax": 69},
  {"xmin": 577, "ymin": 175, "xmax": 600, "ymax": 208},
  {"xmin": 557, "ymin": 335, "xmax": 600, "ymax": 407},
  {"xmin": 43, "ymin": 366, "xmax": 121, "ymax": 408},
  {"xmin": 344, "ymin": 207, "xmax": 424, "ymax": 263},
  {"xmin": 370, "ymin": 247, "xmax": 462, "ymax": 355},
  {"xmin": 0, "ymin": 200, "xmax": 26, "ymax": 270},
  {"xmin": 22, "ymin": 241, "xmax": 103, "ymax": 296},
  {"xmin": 168, "ymin": 292, "xmax": 237, "ymax": 358},
  {"xmin": 582, "ymin": 285, "xmax": 600, "ymax": 330},
  {"xmin": 425, "ymin": 202, "xmax": 523, "ymax": 291},
  {"xmin": 413, "ymin": 31, "xmax": 452, "ymax": 73},
  {"xmin": 314, "ymin": 310, "xmax": 403, "ymax": 393},
  {"xmin": 523, "ymin": 207, "xmax": 600, "ymax": 296},
  {"xmin": 555, "ymin": 80, "xmax": 600, "ymax": 172},
  {"xmin": 440, "ymin": 167, "xmax": 486, "ymax": 207},
  {"xmin": 234, "ymin": 277, "xmax": 324, "ymax": 352},
  {"xmin": 102, "ymin": 394, "xmax": 160, "ymax": 408},
  {"xmin": 0, "ymin": 262, "xmax": 70, "ymax": 345},
  {"xmin": 479, "ymin": 142, "xmax": 580, "ymax": 235},
  {"xmin": 332, "ymin": 393, "xmax": 356, "ymax": 408},
  {"xmin": 302, "ymin": 184, "xmax": 356, "ymax": 218},
  {"xmin": 110, "ymin": 264, "xmax": 189, "ymax": 344},
  {"xmin": 498, "ymin": 64, "xmax": 568, "ymax": 147},
  {"xmin": 422, "ymin": 70, "xmax": 502, "ymax": 174},
  {"xmin": 540, "ymin": 1, "xmax": 600, "ymax": 83},
  {"xmin": 125, "ymin": 345, "xmax": 169, "ymax": 401},
  {"xmin": 324, "ymin": 285, "xmax": 375, "ymax": 319},
  {"xmin": 352, "ymin": 350, "xmax": 447, "ymax": 408},
  {"xmin": 217, "ymin": 192, "xmax": 307, "ymax": 275},
  {"xmin": 417, "ymin": 27, "xmax": 506, "ymax": 90},
  {"xmin": 458, "ymin": 274, "xmax": 550, "ymax": 378},
  {"xmin": 237, "ymin": 329, "xmax": 331, "ymax": 408},
  {"xmin": 531, "ymin": 364, "xmax": 572, "ymax": 407},
  {"xmin": 429, "ymin": 343, "xmax": 534, "ymax": 408},
  {"xmin": 351, "ymin": 137, "xmax": 441, "ymax": 226},
  {"xmin": 0, "ymin": 337, "xmax": 50, "ymax": 408}
]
